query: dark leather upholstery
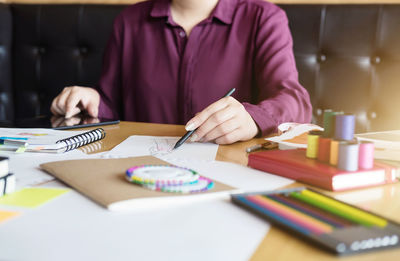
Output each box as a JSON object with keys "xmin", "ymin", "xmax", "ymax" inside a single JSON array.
[
  {"xmin": 284, "ymin": 5, "xmax": 400, "ymax": 132},
  {"xmin": 12, "ymin": 4, "xmax": 123, "ymax": 120},
  {"xmin": 0, "ymin": 4, "xmax": 13, "ymax": 124},
  {"xmin": 1, "ymin": 4, "xmax": 400, "ymax": 132}
]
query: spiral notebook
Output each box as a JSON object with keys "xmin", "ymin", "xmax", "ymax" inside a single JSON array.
[
  {"xmin": 25, "ymin": 128, "xmax": 106, "ymax": 153},
  {"xmin": 0, "ymin": 128, "xmax": 106, "ymax": 153}
]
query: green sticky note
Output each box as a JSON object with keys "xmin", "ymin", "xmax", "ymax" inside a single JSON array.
[
  {"xmin": 15, "ymin": 146, "xmax": 27, "ymax": 153},
  {"xmin": 0, "ymin": 188, "xmax": 69, "ymax": 208}
]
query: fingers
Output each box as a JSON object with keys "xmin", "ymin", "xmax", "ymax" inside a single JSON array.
[
  {"xmin": 185, "ymin": 97, "xmax": 231, "ymax": 131},
  {"xmin": 51, "ymin": 88, "xmax": 71, "ymax": 116},
  {"xmin": 50, "ymin": 100, "xmax": 63, "ymax": 116},
  {"xmin": 85, "ymin": 100, "xmax": 99, "ymax": 118},
  {"xmin": 200, "ymin": 117, "xmax": 239, "ymax": 142},
  {"xmin": 215, "ymin": 128, "xmax": 243, "ymax": 144},
  {"xmin": 51, "ymin": 87, "xmax": 77, "ymax": 117},
  {"xmin": 50, "ymin": 86, "xmax": 100, "ymax": 118},
  {"xmin": 186, "ymin": 97, "xmax": 259, "ymax": 145},
  {"xmin": 65, "ymin": 87, "xmax": 88, "ymax": 118},
  {"xmin": 194, "ymin": 105, "xmax": 236, "ymax": 142},
  {"xmin": 77, "ymin": 88, "xmax": 100, "ymax": 118}
]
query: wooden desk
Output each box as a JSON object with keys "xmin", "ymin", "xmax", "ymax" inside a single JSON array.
[
  {"xmin": 80, "ymin": 121, "xmax": 266, "ymax": 166},
  {"xmin": 83, "ymin": 121, "xmax": 400, "ymax": 260}
]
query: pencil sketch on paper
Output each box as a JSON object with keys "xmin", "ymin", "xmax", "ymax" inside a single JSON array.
[{"xmin": 148, "ymin": 138, "xmax": 177, "ymax": 156}]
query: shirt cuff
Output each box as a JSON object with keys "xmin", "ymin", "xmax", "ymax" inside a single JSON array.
[
  {"xmin": 98, "ymin": 97, "xmax": 119, "ymax": 120},
  {"xmin": 243, "ymin": 102, "xmax": 278, "ymax": 137}
]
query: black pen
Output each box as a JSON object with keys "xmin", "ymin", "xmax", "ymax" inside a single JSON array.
[{"xmin": 173, "ymin": 88, "xmax": 236, "ymax": 150}]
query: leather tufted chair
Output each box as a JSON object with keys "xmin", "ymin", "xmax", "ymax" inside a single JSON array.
[
  {"xmin": 1, "ymin": 4, "xmax": 400, "ymax": 133},
  {"xmin": 0, "ymin": 4, "xmax": 13, "ymax": 124},
  {"xmin": 285, "ymin": 5, "xmax": 400, "ymax": 132},
  {"xmin": 12, "ymin": 4, "xmax": 124, "ymax": 121}
]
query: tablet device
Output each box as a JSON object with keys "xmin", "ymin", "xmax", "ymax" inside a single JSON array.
[{"xmin": 8, "ymin": 115, "xmax": 120, "ymax": 130}]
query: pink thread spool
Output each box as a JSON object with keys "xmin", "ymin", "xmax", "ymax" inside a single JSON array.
[{"xmin": 358, "ymin": 141, "xmax": 374, "ymax": 169}]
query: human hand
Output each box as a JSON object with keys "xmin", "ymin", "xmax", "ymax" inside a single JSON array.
[
  {"xmin": 50, "ymin": 86, "xmax": 100, "ymax": 118},
  {"xmin": 185, "ymin": 97, "xmax": 259, "ymax": 144}
]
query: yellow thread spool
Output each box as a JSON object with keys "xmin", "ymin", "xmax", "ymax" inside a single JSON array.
[
  {"xmin": 306, "ymin": 131, "xmax": 323, "ymax": 158},
  {"xmin": 330, "ymin": 139, "xmax": 339, "ymax": 166}
]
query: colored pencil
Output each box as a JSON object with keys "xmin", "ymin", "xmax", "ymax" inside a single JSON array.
[
  {"xmin": 268, "ymin": 195, "xmax": 351, "ymax": 228},
  {"xmin": 291, "ymin": 189, "xmax": 387, "ymax": 228},
  {"xmin": 248, "ymin": 195, "xmax": 333, "ymax": 234},
  {"xmin": 236, "ymin": 197, "xmax": 314, "ymax": 235}
]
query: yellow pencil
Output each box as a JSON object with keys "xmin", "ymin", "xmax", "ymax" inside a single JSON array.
[{"xmin": 294, "ymin": 189, "xmax": 387, "ymax": 228}]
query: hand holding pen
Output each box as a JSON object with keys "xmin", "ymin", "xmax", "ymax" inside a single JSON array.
[{"xmin": 174, "ymin": 87, "xmax": 259, "ymax": 149}]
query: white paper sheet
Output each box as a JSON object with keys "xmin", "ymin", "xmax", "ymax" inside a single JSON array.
[
  {"xmin": 356, "ymin": 130, "xmax": 400, "ymax": 161},
  {"xmin": 102, "ymin": 135, "xmax": 219, "ymax": 161},
  {"xmin": 0, "ymin": 182, "xmax": 269, "ymax": 261},
  {"xmin": 1, "ymin": 149, "xmax": 106, "ymax": 189},
  {"xmin": 163, "ymin": 158, "xmax": 294, "ymax": 192},
  {"xmin": 0, "ymin": 132, "xmax": 290, "ymax": 261}
]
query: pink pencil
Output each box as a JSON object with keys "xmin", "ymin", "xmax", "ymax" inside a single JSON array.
[{"xmin": 247, "ymin": 195, "xmax": 333, "ymax": 234}]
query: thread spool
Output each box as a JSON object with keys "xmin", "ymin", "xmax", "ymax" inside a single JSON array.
[
  {"xmin": 335, "ymin": 114, "xmax": 355, "ymax": 141},
  {"xmin": 329, "ymin": 139, "xmax": 340, "ymax": 166},
  {"xmin": 317, "ymin": 137, "xmax": 331, "ymax": 163},
  {"xmin": 358, "ymin": 141, "xmax": 374, "ymax": 169},
  {"xmin": 322, "ymin": 109, "xmax": 333, "ymax": 136},
  {"xmin": 307, "ymin": 130, "xmax": 323, "ymax": 158},
  {"xmin": 338, "ymin": 142, "xmax": 359, "ymax": 171},
  {"xmin": 323, "ymin": 110, "xmax": 343, "ymax": 138}
]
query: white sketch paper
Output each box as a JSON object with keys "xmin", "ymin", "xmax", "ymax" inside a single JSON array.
[{"xmin": 102, "ymin": 135, "xmax": 219, "ymax": 161}]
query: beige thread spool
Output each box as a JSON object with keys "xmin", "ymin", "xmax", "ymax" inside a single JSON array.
[{"xmin": 329, "ymin": 139, "xmax": 340, "ymax": 166}]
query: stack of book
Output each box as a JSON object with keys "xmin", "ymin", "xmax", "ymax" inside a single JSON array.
[
  {"xmin": 0, "ymin": 157, "xmax": 15, "ymax": 196},
  {"xmin": 248, "ymin": 149, "xmax": 398, "ymax": 191}
]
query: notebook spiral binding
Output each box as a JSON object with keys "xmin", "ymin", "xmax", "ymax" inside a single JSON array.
[{"xmin": 56, "ymin": 128, "xmax": 106, "ymax": 152}]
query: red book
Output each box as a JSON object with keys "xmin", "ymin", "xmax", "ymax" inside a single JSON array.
[{"xmin": 248, "ymin": 149, "xmax": 398, "ymax": 191}]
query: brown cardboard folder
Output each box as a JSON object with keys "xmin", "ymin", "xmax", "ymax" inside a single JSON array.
[{"xmin": 40, "ymin": 156, "xmax": 236, "ymax": 211}]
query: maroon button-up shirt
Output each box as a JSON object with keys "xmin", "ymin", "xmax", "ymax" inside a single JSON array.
[{"xmin": 97, "ymin": 0, "xmax": 312, "ymax": 136}]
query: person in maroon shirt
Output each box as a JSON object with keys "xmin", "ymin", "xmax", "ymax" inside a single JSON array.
[{"xmin": 51, "ymin": 0, "xmax": 312, "ymax": 144}]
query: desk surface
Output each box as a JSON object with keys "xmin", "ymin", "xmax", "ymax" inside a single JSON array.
[
  {"xmin": 83, "ymin": 121, "xmax": 400, "ymax": 260},
  {"xmin": 1, "ymin": 121, "xmax": 399, "ymax": 260}
]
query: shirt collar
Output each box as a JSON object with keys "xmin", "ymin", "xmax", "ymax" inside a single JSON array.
[
  {"xmin": 150, "ymin": 0, "xmax": 236, "ymax": 25},
  {"xmin": 212, "ymin": 0, "xmax": 236, "ymax": 24},
  {"xmin": 150, "ymin": 0, "xmax": 170, "ymax": 19}
]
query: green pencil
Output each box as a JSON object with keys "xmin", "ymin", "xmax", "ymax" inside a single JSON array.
[{"xmin": 290, "ymin": 189, "xmax": 387, "ymax": 228}]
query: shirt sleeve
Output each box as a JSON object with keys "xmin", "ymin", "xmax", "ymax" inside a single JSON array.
[
  {"xmin": 242, "ymin": 7, "xmax": 312, "ymax": 136},
  {"xmin": 95, "ymin": 15, "xmax": 124, "ymax": 120}
]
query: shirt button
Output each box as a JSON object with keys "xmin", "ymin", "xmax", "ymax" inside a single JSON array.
[{"xmin": 179, "ymin": 31, "xmax": 186, "ymax": 38}]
